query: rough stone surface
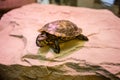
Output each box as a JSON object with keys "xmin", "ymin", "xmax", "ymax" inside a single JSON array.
[{"xmin": 0, "ymin": 3, "xmax": 120, "ymax": 80}]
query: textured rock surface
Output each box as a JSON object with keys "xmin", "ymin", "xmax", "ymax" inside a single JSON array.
[{"xmin": 0, "ymin": 3, "xmax": 120, "ymax": 80}]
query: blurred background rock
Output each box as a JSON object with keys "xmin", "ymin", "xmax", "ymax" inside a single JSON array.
[
  {"xmin": 0, "ymin": 0, "xmax": 37, "ymax": 18},
  {"xmin": 0, "ymin": 0, "xmax": 120, "ymax": 19}
]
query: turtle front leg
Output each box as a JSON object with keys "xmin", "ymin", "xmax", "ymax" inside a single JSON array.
[
  {"xmin": 76, "ymin": 34, "xmax": 89, "ymax": 41},
  {"xmin": 49, "ymin": 40, "xmax": 60, "ymax": 53}
]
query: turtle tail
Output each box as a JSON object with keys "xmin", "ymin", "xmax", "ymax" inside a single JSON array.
[{"xmin": 76, "ymin": 34, "xmax": 89, "ymax": 41}]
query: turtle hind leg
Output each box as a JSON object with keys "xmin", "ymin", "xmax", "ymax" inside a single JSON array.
[{"xmin": 76, "ymin": 34, "xmax": 89, "ymax": 41}]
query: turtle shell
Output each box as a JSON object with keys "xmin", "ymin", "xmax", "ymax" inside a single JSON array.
[{"xmin": 39, "ymin": 20, "xmax": 82, "ymax": 37}]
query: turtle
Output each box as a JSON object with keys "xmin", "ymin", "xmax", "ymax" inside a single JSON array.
[{"xmin": 36, "ymin": 20, "xmax": 88, "ymax": 53}]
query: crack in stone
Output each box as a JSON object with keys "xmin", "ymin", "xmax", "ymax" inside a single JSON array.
[
  {"xmin": 87, "ymin": 32, "xmax": 99, "ymax": 37},
  {"xmin": 116, "ymin": 72, "xmax": 120, "ymax": 76},
  {"xmin": 83, "ymin": 45, "xmax": 120, "ymax": 50},
  {"xmin": 100, "ymin": 62, "xmax": 120, "ymax": 66},
  {"xmin": 9, "ymin": 34, "xmax": 27, "ymax": 49},
  {"xmin": 22, "ymin": 54, "xmax": 87, "ymax": 63},
  {"xmin": 101, "ymin": 28, "xmax": 120, "ymax": 32},
  {"xmin": 9, "ymin": 21, "xmax": 28, "ymax": 49}
]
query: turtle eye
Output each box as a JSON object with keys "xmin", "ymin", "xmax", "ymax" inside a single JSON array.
[
  {"xmin": 41, "ymin": 34, "xmax": 46, "ymax": 37},
  {"xmin": 37, "ymin": 34, "xmax": 47, "ymax": 40}
]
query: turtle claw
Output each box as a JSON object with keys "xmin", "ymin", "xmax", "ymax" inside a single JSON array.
[{"xmin": 53, "ymin": 49, "xmax": 60, "ymax": 53}]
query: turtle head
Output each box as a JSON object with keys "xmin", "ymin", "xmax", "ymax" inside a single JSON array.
[{"xmin": 36, "ymin": 32, "xmax": 47, "ymax": 47}]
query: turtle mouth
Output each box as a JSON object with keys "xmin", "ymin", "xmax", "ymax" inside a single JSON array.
[
  {"xmin": 36, "ymin": 40, "xmax": 46, "ymax": 47},
  {"xmin": 36, "ymin": 34, "xmax": 47, "ymax": 47}
]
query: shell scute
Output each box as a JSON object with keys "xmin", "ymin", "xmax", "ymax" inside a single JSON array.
[{"xmin": 39, "ymin": 20, "xmax": 82, "ymax": 37}]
